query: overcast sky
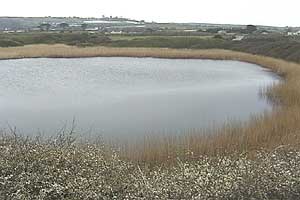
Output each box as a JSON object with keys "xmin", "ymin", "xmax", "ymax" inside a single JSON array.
[{"xmin": 1, "ymin": 0, "xmax": 299, "ymax": 27}]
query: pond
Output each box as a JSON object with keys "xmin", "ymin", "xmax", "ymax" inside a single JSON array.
[{"xmin": 0, "ymin": 57, "xmax": 279, "ymax": 138}]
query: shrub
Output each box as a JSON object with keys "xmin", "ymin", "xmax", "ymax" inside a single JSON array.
[{"xmin": 0, "ymin": 39, "xmax": 24, "ymax": 47}]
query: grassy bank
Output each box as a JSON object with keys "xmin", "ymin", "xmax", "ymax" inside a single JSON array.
[
  {"xmin": 2, "ymin": 33, "xmax": 300, "ymax": 63},
  {"xmin": 1, "ymin": 44, "xmax": 300, "ymax": 163},
  {"xmin": 107, "ymin": 35, "xmax": 300, "ymax": 63},
  {"xmin": 0, "ymin": 32, "xmax": 110, "ymax": 47}
]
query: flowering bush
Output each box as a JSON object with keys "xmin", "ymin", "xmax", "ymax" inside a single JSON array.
[{"xmin": 0, "ymin": 134, "xmax": 299, "ymax": 199}]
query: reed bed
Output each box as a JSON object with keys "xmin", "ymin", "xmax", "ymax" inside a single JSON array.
[{"xmin": 1, "ymin": 44, "xmax": 300, "ymax": 164}]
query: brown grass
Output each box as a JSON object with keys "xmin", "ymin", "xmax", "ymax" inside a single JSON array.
[{"xmin": 1, "ymin": 44, "xmax": 300, "ymax": 164}]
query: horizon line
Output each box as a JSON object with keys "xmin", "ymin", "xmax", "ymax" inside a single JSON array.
[{"xmin": 0, "ymin": 15, "xmax": 297, "ymax": 28}]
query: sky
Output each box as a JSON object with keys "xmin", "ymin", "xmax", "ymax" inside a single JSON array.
[{"xmin": 1, "ymin": 0, "xmax": 299, "ymax": 27}]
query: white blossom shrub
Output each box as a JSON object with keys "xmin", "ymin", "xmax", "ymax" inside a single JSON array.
[{"xmin": 0, "ymin": 134, "xmax": 299, "ymax": 199}]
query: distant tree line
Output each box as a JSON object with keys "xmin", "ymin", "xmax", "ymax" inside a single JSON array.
[
  {"xmin": 38, "ymin": 22, "xmax": 89, "ymax": 32},
  {"xmin": 203, "ymin": 25, "xmax": 258, "ymax": 34}
]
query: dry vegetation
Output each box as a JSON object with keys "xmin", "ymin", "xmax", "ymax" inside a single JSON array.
[
  {"xmin": 1, "ymin": 133, "xmax": 300, "ymax": 199},
  {"xmin": 1, "ymin": 44, "xmax": 300, "ymax": 198}
]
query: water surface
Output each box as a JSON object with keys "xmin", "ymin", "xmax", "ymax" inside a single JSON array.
[{"xmin": 0, "ymin": 57, "xmax": 279, "ymax": 137}]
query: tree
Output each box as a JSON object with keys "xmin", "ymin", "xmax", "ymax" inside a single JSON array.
[
  {"xmin": 246, "ymin": 25, "xmax": 257, "ymax": 33},
  {"xmin": 81, "ymin": 23, "xmax": 88, "ymax": 31},
  {"xmin": 39, "ymin": 23, "xmax": 51, "ymax": 31},
  {"xmin": 145, "ymin": 28, "xmax": 154, "ymax": 33},
  {"xmin": 213, "ymin": 34, "xmax": 224, "ymax": 39},
  {"xmin": 58, "ymin": 22, "xmax": 69, "ymax": 32}
]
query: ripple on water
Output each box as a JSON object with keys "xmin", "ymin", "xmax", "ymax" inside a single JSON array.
[{"xmin": 0, "ymin": 57, "xmax": 279, "ymax": 137}]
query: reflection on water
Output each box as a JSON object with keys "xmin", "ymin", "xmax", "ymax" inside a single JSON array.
[{"xmin": 0, "ymin": 57, "xmax": 279, "ymax": 137}]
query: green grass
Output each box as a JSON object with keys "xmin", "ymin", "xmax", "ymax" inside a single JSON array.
[
  {"xmin": 107, "ymin": 36, "xmax": 225, "ymax": 49},
  {"xmin": 108, "ymin": 35, "xmax": 213, "ymax": 41},
  {"xmin": 0, "ymin": 32, "xmax": 111, "ymax": 47}
]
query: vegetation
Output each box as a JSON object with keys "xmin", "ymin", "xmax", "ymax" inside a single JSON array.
[
  {"xmin": 0, "ymin": 32, "xmax": 111, "ymax": 47},
  {"xmin": 38, "ymin": 23, "xmax": 51, "ymax": 32},
  {"xmin": 246, "ymin": 25, "xmax": 258, "ymax": 33},
  {"xmin": 107, "ymin": 35, "xmax": 300, "ymax": 63},
  {"xmin": 80, "ymin": 23, "xmax": 88, "ymax": 31},
  {"xmin": 1, "ymin": 133, "xmax": 300, "ymax": 199},
  {"xmin": 107, "ymin": 36, "xmax": 226, "ymax": 49},
  {"xmin": 2, "ymin": 33, "xmax": 300, "ymax": 63},
  {"xmin": 58, "ymin": 23, "xmax": 70, "ymax": 32}
]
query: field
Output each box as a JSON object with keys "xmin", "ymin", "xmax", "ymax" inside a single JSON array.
[
  {"xmin": 0, "ymin": 32, "xmax": 111, "ymax": 47},
  {"xmin": 107, "ymin": 35, "xmax": 300, "ymax": 63},
  {"xmin": 108, "ymin": 35, "xmax": 213, "ymax": 41},
  {"xmin": 1, "ymin": 32, "xmax": 300, "ymax": 63},
  {"xmin": 0, "ymin": 37, "xmax": 300, "ymax": 198}
]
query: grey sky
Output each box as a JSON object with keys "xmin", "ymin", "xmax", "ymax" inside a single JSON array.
[{"xmin": 1, "ymin": 0, "xmax": 299, "ymax": 27}]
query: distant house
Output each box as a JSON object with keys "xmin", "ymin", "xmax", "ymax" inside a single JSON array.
[
  {"xmin": 184, "ymin": 29, "xmax": 198, "ymax": 32},
  {"xmin": 3, "ymin": 30, "xmax": 15, "ymax": 33},
  {"xmin": 86, "ymin": 27, "xmax": 99, "ymax": 31},
  {"xmin": 232, "ymin": 35, "xmax": 245, "ymax": 41},
  {"xmin": 287, "ymin": 31, "xmax": 300, "ymax": 36},
  {"xmin": 110, "ymin": 31, "xmax": 123, "ymax": 34},
  {"xmin": 217, "ymin": 30, "xmax": 227, "ymax": 35}
]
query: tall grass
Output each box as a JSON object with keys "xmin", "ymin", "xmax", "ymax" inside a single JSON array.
[{"xmin": 1, "ymin": 44, "xmax": 300, "ymax": 164}]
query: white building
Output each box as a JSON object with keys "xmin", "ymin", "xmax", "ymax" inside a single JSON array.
[
  {"xmin": 287, "ymin": 31, "xmax": 300, "ymax": 36},
  {"xmin": 232, "ymin": 35, "xmax": 245, "ymax": 41},
  {"xmin": 217, "ymin": 30, "xmax": 227, "ymax": 35}
]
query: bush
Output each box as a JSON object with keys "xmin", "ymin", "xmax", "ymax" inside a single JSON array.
[
  {"xmin": 0, "ymin": 134, "xmax": 300, "ymax": 199},
  {"xmin": 0, "ymin": 32, "xmax": 111, "ymax": 47},
  {"xmin": 213, "ymin": 34, "xmax": 224, "ymax": 39},
  {"xmin": 0, "ymin": 39, "xmax": 24, "ymax": 47}
]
